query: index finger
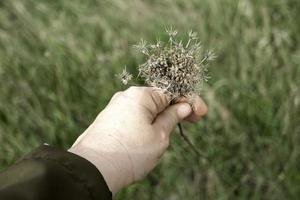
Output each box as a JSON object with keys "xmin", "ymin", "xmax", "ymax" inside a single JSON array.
[{"xmin": 123, "ymin": 86, "xmax": 171, "ymax": 121}]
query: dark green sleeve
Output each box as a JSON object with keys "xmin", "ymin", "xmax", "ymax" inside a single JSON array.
[{"xmin": 0, "ymin": 145, "xmax": 112, "ymax": 200}]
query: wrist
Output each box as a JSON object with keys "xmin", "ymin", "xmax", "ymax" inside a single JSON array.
[{"xmin": 68, "ymin": 143, "xmax": 133, "ymax": 194}]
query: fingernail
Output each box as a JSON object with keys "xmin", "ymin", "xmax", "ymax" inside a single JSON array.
[{"xmin": 177, "ymin": 103, "xmax": 192, "ymax": 119}]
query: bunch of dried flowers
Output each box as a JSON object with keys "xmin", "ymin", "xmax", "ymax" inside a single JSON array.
[
  {"xmin": 117, "ymin": 28, "xmax": 215, "ymax": 157},
  {"xmin": 118, "ymin": 27, "xmax": 215, "ymax": 103}
]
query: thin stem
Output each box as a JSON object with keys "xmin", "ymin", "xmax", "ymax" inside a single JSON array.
[
  {"xmin": 185, "ymin": 39, "xmax": 191, "ymax": 48},
  {"xmin": 200, "ymin": 56, "xmax": 208, "ymax": 65},
  {"xmin": 177, "ymin": 123, "xmax": 206, "ymax": 158},
  {"xmin": 170, "ymin": 99, "xmax": 206, "ymax": 158}
]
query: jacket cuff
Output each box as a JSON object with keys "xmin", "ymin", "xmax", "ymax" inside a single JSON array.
[{"xmin": 22, "ymin": 145, "xmax": 112, "ymax": 200}]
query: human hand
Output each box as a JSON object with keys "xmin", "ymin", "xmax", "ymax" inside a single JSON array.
[{"xmin": 68, "ymin": 87, "xmax": 207, "ymax": 193}]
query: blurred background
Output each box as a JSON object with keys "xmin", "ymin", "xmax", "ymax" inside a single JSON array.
[{"xmin": 0, "ymin": 0, "xmax": 299, "ymax": 199}]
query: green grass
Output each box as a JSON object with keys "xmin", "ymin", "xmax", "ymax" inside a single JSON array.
[{"xmin": 0, "ymin": 0, "xmax": 299, "ymax": 199}]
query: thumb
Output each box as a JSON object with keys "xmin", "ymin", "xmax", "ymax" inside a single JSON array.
[{"xmin": 153, "ymin": 103, "xmax": 192, "ymax": 134}]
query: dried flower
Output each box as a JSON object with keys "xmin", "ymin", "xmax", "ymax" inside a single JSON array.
[
  {"xmin": 116, "ymin": 66, "xmax": 132, "ymax": 85},
  {"xmin": 188, "ymin": 30, "xmax": 198, "ymax": 40},
  {"xmin": 133, "ymin": 39, "xmax": 149, "ymax": 55},
  {"xmin": 166, "ymin": 27, "xmax": 178, "ymax": 38},
  {"xmin": 136, "ymin": 28, "xmax": 215, "ymax": 101},
  {"xmin": 119, "ymin": 28, "xmax": 216, "ymax": 102}
]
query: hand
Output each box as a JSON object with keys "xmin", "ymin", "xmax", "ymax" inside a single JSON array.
[{"xmin": 68, "ymin": 87, "xmax": 207, "ymax": 193}]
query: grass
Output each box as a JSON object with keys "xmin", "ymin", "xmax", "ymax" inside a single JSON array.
[{"xmin": 0, "ymin": 0, "xmax": 299, "ymax": 199}]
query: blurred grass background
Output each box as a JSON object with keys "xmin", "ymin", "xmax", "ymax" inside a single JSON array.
[{"xmin": 0, "ymin": 0, "xmax": 299, "ymax": 199}]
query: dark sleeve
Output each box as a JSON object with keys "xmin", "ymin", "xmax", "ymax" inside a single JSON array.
[{"xmin": 0, "ymin": 145, "xmax": 112, "ymax": 200}]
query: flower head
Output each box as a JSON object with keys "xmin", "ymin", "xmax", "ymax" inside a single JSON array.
[
  {"xmin": 116, "ymin": 66, "xmax": 132, "ymax": 85},
  {"xmin": 119, "ymin": 28, "xmax": 215, "ymax": 101},
  {"xmin": 136, "ymin": 28, "xmax": 215, "ymax": 101},
  {"xmin": 165, "ymin": 27, "xmax": 178, "ymax": 38}
]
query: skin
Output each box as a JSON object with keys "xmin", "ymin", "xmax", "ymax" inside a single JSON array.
[{"xmin": 69, "ymin": 86, "xmax": 207, "ymax": 194}]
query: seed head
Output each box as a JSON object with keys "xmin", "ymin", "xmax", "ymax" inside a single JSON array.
[
  {"xmin": 119, "ymin": 28, "xmax": 216, "ymax": 101},
  {"xmin": 116, "ymin": 66, "xmax": 132, "ymax": 85},
  {"xmin": 166, "ymin": 27, "xmax": 178, "ymax": 38}
]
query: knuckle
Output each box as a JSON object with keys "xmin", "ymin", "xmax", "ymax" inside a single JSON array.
[
  {"xmin": 111, "ymin": 91, "xmax": 123, "ymax": 100},
  {"xmin": 149, "ymin": 91, "xmax": 160, "ymax": 113},
  {"xmin": 126, "ymin": 86, "xmax": 139, "ymax": 93},
  {"xmin": 160, "ymin": 133, "xmax": 170, "ymax": 149},
  {"xmin": 125, "ymin": 87, "xmax": 142, "ymax": 99},
  {"xmin": 159, "ymin": 131, "xmax": 169, "ymax": 144},
  {"xmin": 125, "ymin": 87, "xmax": 150, "ymax": 102},
  {"xmin": 143, "ymin": 89, "xmax": 168, "ymax": 114},
  {"xmin": 202, "ymin": 106, "xmax": 208, "ymax": 115},
  {"xmin": 126, "ymin": 86, "xmax": 150, "ymax": 95},
  {"xmin": 109, "ymin": 91, "xmax": 130, "ymax": 106},
  {"xmin": 109, "ymin": 92, "xmax": 125, "ymax": 104}
]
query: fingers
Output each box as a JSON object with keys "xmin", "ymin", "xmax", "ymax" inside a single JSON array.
[
  {"xmin": 173, "ymin": 95, "xmax": 207, "ymax": 123},
  {"xmin": 110, "ymin": 87, "xmax": 207, "ymax": 124},
  {"xmin": 153, "ymin": 103, "xmax": 192, "ymax": 135},
  {"xmin": 185, "ymin": 95, "xmax": 208, "ymax": 123},
  {"xmin": 123, "ymin": 86, "xmax": 171, "ymax": 116}
]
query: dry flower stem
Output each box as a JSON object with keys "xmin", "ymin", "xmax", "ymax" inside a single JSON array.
[
  {"xmin": 170, "ymin": 99, "xmax": 207, "ymax": 158},
  {"xmin": 177, "ymin": 123, "xmax": 206, "ymax": 158}
]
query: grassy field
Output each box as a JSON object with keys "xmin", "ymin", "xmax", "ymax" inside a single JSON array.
[{"xmin": 0, "ymin": 0, "xmax": 299, "ymax": 199}]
